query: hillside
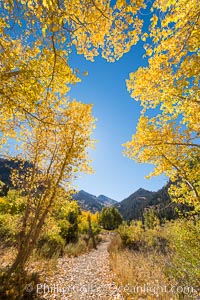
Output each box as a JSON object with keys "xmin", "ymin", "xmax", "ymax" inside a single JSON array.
[
  {"xmin": 72, "ymin": 190, "xmax": 117, "ymax": 213},
  {"xmin": 115, "ymin": 188, "xmax": 155, "ymax": 221},
  {"xmin": 97, "ymin": 195, "xmax": 117, "ymax": 206},
  {"xmin": 116, "ymin": 184, "xmax": 193, "ymax": 221},
  {"xmin": 0, "ymin": 158, "xmax": 32, "ymax": 187},
  {"xmin": 0, "ymin": 158, "xmax": 118, "ymax": 212},
  {"xmin": 0, "ymin": 158, "xmax": 192, "ymax": 219}
]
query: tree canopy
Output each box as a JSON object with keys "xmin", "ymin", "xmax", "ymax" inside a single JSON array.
[
  {"xmin": 99, "ymin": 207, "xmax": 123, "ymax": 230},
  {"xmin": 124, "ymin": 0, "xmax": 200, "ymax": 209},
  {"xmin": 0, "ymin": 0, "xmax": 145, "ymax": 145},
  {"xmin": 0, "ymin": 0, "xmax": 199, "ymax": 278}
]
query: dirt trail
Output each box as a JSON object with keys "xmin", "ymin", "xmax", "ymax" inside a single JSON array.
[{"xmin": 38, "ymin": 238, "xmax": 125, "ymax": 300}]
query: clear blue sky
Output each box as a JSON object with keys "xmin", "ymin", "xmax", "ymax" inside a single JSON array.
[{"xmin": 69, "ymin": 41, "xmax": 168, "ymax": 201}]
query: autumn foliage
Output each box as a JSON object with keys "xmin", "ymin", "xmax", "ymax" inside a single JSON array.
[
  {"xmin": 0, "ymin": 0, "xmax": 199, "ymax": 297},
  {"xmin": 124, "ymin": 0, "xmax": 200, "ymax": 209}
]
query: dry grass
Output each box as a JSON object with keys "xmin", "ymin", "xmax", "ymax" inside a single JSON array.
[
  {"xmin": 64, "ymin": 234, "xmax": 103, "ymax": 257},
  {"xmin": 0, "ymin": 237, "xmax": 99, "ymax": 299},
  {"xmin": 0, "ymin": 244, "xmax": 58, "ymax": 286},
  {"xmin": 108, "ymin": 235, "xmax": 180, "ymax": 300},
  {"xmin": 64, "ymin": 239, "xmax": 88, "ymax": 257},
  {"xmin": 0, "ymin": 234, "xmax": 101, "ymax": 273},
  {"xmin": 0, "ymin": 244, "xmax": 17, "ymax": 269}
]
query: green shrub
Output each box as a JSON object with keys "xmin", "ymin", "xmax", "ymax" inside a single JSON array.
[
  {"xmin": 117, "ymin": 221, "xmax": 144, "ymax": 250},
  {"xmin": 118, "ymin": 219, "xmax": 170, "ymax": 253},
  {"xmin": 165, "ymin": 219, "xmax": 200, "ymax": 290},
  {"xmin": 110, "ymin": 218, "xmax": 199, "ymax": 299},
  {"xmin": 143, "ymin": 227, "xmax": 170, "ymax": 254},
  {"xmin": 99, "ymin": 207, "xmax": 123, "ymax": 230},
  {"xmin": 59, "ymin": 218, "xmax": 78, "ymax": 244},
  {"xmin": 143, "ymin": 208, "xmax": 160, "ymax": 229},
  {"xmin": 37, "ymin": 234, "xmax": 65, "ymax": 259},
  {"xmin": 0, "ymin": 191, "xmax": 26, "ymax": 215},
  {"xmin": 0, "ymin": 214, "xmax": 19, "ymax": 243}
]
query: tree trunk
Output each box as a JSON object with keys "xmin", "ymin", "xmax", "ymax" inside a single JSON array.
[
  {"xmin": 9, "ymin": 206, "xmax": 50, "ymax": 274},
  {"xmin": 9, "ymin": 243, "xmax": 33, "ymax": 274},
  {"xmin": 87, "ymin": 215, "xmax": 97, "ymax": 250}
]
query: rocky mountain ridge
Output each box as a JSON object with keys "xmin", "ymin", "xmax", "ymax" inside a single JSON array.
[{"xmin": 0, "ymin": 158, "xmax": 192, "ymax": 220}]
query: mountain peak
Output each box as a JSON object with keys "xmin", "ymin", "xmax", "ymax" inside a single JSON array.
[
  {"xmin": 136, "ymin": 188, "xmax": 149, "ymax": 192},
  {"xmin": 97, "ymin": 195, "xmax": 117, "ymax": 205},
  {"xmin": 128, "ymin": 187, "xmax": 153, "ymax": 199},
  {"xmin": 72, "ymin": 190, "xmax": 117, "ymax": 213}
]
